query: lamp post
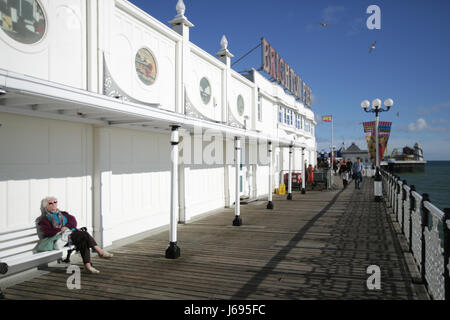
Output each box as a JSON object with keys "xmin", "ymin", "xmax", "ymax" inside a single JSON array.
[{"xmin": 361, "ymin": 98, "xmax": 393, "ymax": 201}]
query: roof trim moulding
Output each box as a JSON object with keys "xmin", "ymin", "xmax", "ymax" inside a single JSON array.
[{"xmin": 0, "ymin": 69, "xmax": 306, "ymax": 149}]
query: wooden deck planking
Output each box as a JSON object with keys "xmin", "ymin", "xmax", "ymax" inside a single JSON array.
[{"xmin": 1, "ymin": 177, "xmax": 427, "ymax": 300}]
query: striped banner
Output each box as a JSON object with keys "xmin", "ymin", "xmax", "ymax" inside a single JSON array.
[{"xmin": 363, "ymin": 121, "xmax": 392, "ymax": 164}]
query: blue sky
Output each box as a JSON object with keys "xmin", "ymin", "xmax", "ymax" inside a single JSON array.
[{"xmin": 129, "ymin": 0, "xmax": 450, "ymax": 160}]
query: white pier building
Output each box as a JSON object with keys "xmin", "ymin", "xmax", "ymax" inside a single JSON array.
[{"xmin": 0, "ymin": 0, "xmax": 317, "ymax": 255}]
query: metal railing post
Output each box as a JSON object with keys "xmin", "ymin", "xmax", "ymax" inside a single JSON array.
[
  {"xmin": 387, "ymin": 173, "xmax": 390, "ymax": 204},
  {"xmin": 443, "ymin": 208, "xmax": 450, "ymax": 300},
  {"xmin": 402, "ymin": 180, "xmax": 407, "ymax": 234},
  {"xmin": 395, "ymin": 176, "xmax": 400, "ymax": 220},
  {"xmin": 409, "ymin": 185, "xmax": 416, "ymax": 253},
  {"xmin": 389, "ymin": 173, "xmax": 393, "ymax": 207},
  {"xmin": 420, "ymin": 193, "xmax": 430, "ymax": 285},
  {"xmin": 391, "ymin": 175, "xmax": 395, "ymax": 209}
]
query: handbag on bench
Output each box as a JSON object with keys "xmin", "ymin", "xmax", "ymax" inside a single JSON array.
[{"xmin": 36, "ymin": 234, "xmax": 62, "ymax": 252}]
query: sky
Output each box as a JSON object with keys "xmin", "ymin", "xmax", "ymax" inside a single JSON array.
[{"xmin": 129, "ymin": 0, "xmax": 450, "ymax": 160}]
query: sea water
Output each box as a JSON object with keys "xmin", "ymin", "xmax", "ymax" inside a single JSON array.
[{"xmin": 396, "ymin": 161, "xmax": 450, "ymax": 211}]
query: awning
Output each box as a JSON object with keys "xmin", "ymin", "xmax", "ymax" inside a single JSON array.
[{"xmin": 0, "ymin": 69, "xmax": 309, "ymax": 149}]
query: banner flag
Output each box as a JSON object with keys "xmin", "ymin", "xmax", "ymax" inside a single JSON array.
[
  {"xmin": 322, "ymin": 115, "xmax": 332, "ymax": 122},
  {"xmin": 363, "ymin": 121, "xmax": 392, "ymax": 165}
]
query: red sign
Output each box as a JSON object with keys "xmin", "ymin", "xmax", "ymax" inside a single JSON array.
[{"xmin": 261, "ymin": 37, "xmax": 312, "ymax": 108}]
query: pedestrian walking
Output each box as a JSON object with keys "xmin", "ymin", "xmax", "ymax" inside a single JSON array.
[{"xmin": 352, "ymin": 157, "xmax": 363, "ymax": 189}]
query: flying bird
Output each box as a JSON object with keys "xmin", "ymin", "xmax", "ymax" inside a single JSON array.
[
  {"xmin": 320, "ymin": 23, "xmax": 329, "ymax": 27},
  {"xmin": 369, "ymin": 41, "xmax": 376, "ymax": 53}
]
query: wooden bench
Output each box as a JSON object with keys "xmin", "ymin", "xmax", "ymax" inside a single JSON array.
[{"xmin": 0, "ymin": 222, "xmax": 75, "ymax": 279}]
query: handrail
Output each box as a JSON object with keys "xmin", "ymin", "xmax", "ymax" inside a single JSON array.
[
  {"xmin": 381, "ymin": 168, "xmax": 449, "ymax": 300},
  {"xmin": 424, "ymin": 201, "xmax": 445, "ymax": 220},
  {"xmin": 411, "ymin": 191, "xmax": 422, "ymax": 203}
]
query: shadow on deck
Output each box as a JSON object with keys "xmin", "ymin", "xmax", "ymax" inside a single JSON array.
[{"xmin": 1, "ymin": 176, "xmax": 429, "ymax": 300}]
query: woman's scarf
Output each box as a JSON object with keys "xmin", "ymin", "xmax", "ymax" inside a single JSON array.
[{"xmin": 46, "ymin": 210, "xmax": 66, "ymax": 229}]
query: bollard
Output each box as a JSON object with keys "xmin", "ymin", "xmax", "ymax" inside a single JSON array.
[
  {"xmin": 443, "ymin": 208, "xmax": 450, "ymax": 300},
  {"xmin": 374, "ymin": 168, "xmax": 382, "ymax": 202},
  {"xmin": 420, "ymin": 193, "xmax": 430, "ymax": 285},
  {"xmin": 409, "ymin": 185, "xmax": 416, "ymax": 253}
]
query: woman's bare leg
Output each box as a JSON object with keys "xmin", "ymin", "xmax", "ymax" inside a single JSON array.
[{"xmin": 93, "ymin": 245, "xmax": 104, "ymax": 256}]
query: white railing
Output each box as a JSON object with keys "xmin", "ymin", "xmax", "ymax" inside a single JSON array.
[{"xmin": 382, "ymin": 169, "xmax": 450, "ymax": 300}]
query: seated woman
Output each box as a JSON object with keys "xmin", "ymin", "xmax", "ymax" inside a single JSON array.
[{"xmin": 39, "ymin": 196, "xmax": 113, "ymax": 274}]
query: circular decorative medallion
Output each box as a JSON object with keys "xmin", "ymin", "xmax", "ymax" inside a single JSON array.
[
  {"xmin": 135, "ymin": 48, "xmax": 157, "ymax": 85},
  {"xmin": 237, "ymin": 95, "xmax": 244, "ymax": 116},
  {"xmin": 199, "ymin": 77, "xmax": 211, "ymax": 105},
  {"xmin": 0, "ymin": 0, "xmax": 46, "ymax": 44}
]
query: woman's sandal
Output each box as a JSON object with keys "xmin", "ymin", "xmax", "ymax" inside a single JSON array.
[{"xmin": 100, "ymin": 251, "xmax": 114, "ymax": 259}]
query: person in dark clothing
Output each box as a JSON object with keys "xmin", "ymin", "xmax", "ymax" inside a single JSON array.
[
  {"xmin": 352, "ymin": 157, "xmax": 363, "ymax": 189},
  {"xmin": 346, "ymin": 160, "xmax": 353, "ymax": 179},
  {"xmin": 39, "ymin": 196, "xmax": 113, "ymax": 274},
  {"xmin": 341, "ymin": 167, "xmax": 349, "ymax": 189}
]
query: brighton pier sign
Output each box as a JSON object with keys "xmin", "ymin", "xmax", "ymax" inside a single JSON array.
[{"xmin": 261, "ymin": 37, "xmax": 312, "ymax": 108}]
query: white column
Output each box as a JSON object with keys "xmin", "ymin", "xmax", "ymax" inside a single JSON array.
[
  {"xmin": 287, "ymin": 145, "xmax": 293, "ymax": 200},
  {"xmin": 216, "ymin": 35, "xmax": 234, "ymax": 124},
  {"xmin": 267, "ymin": 141, "xmax": 274, "ymax": 209},
  {"xmin": 301, "ymin": 147, "xmax": 306, "ymax": 194},
  {"xmin": 166, "ymin": 125, "xmax": 181, "ymax": 259},
  {"xmin": 93, "ymin": 127, "xmax": 106, "ymax": 247},
  {"xmin": 86, "ymin": 0, "xmax": 99, "ymax": 93},
  {"xmin": 374, "ymin": 112, "xmax": 382, "ymax": 201},
  {"xmin": 375, "ymin": 113, "xmax": 380, "ymax": 169},
  {"xmin": 233, "ymin": 137, "xmax": 242, "ymax": 226},
  {"xmin": 169, "ymin": 1, "xmax": 194, "ymax": 115}
]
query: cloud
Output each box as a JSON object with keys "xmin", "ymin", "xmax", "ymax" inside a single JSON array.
[
  {"xmin": 408, "ymin": 118, "xmax": 427, "ymax": 132},
  {"xmin": 417, "ymin": 101, "xmax": 450, "ymax": 115},
  {"xmin": 346, "ymin": 17, "xmax": 364, "ymax": 36},
  {"xmin": 321, "ymin": 6, "xmax": 346, "ymax": 24},
  {"xmin": 397, "ymin": 117, "xmax": 450, "ymax": 133}
]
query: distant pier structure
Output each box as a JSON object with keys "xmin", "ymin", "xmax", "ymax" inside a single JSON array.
[{"xmin": 382, "ymin": 142, "xmax": 426, "ymax": 173}]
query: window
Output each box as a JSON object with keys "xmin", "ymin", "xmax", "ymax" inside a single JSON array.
[
  {"xmin": 280, "ymin": 106, "xmax": 295, "ymax": 126},
  {"xmin": 305, "ymin": 119, "xmax": 311, "ymax": 133},
  {"xmin": 199, "ymin": 77, "xmax": 211, "ymax": 105},
  {"xmin": 0, "ymin": 0, "xmax": 46, "ymax": 44},
  {"xmin": 257, "ymin": 95, "xmax": 262, "ymax": 122},
  {"xmin": 278, "ymin": 106, "xmax": 283, "ymax": 123},
  {"xmin": 135, "ymin": 48, "xmax": 157, "ymax": 85},
  {"xmin": 295, "ymin": 114, "xmax": 301, "ymax": 129}
]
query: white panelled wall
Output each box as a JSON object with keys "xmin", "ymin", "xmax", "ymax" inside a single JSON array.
[
  {"xmin": 0, "ymin": 113, "xmax": 93, "ymax": 231},
  {"xmin": 94, "ymin": 127, "xmax": 171, "ymax": 247}
]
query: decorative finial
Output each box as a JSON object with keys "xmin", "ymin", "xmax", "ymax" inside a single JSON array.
[
  {"xmin": 176, "ymin": 0, "xmax": 186, "ymax": 16},
  {"xmin": 220, "ymin": 35, "xmax": 228, "ymax": 50}
]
